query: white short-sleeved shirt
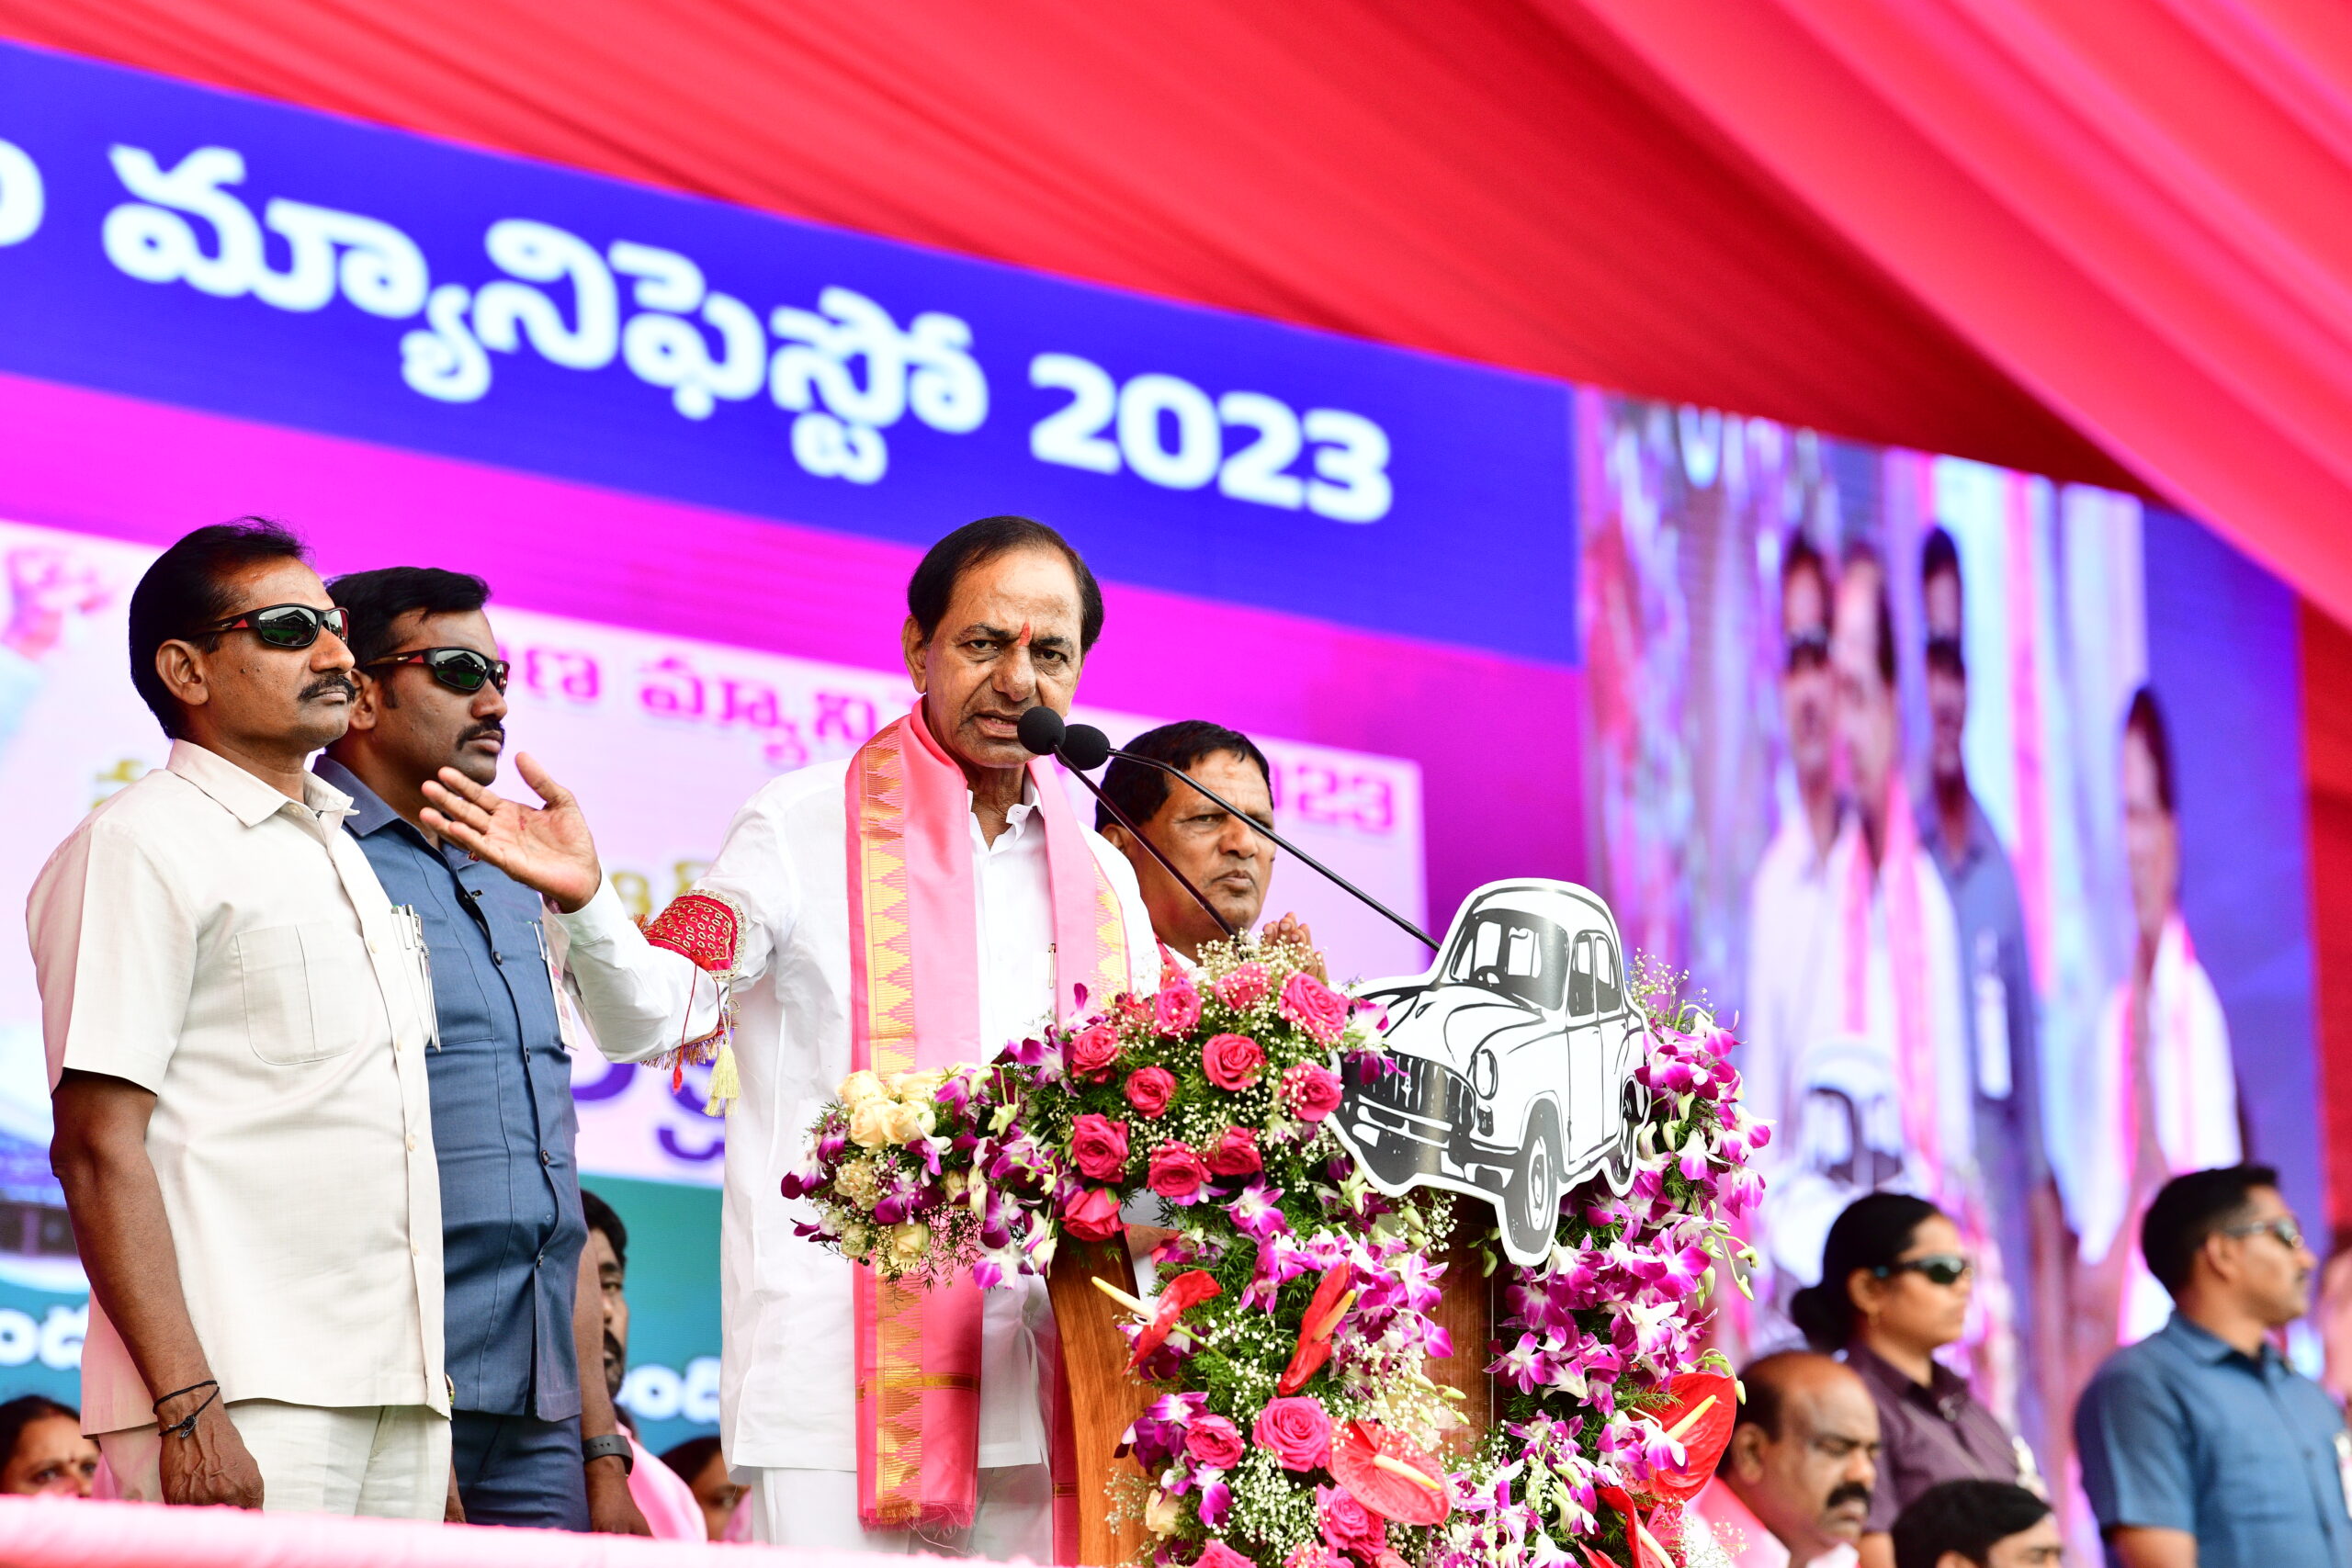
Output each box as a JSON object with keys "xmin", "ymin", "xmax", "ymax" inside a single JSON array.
[
  {"xmin": 557, "ymin": 758, "xmax": 1155, "ymax": 1472},
  {"xmin": 26, "ymin": 741, "xmax": 446, "ymax": 1433}
]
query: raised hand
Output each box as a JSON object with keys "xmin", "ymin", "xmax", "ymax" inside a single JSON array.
[
  {"xmin": 421, "ymin": 751, "xmax": 604, "ymax": 913},
  {"xmin": 1261, "ymin": 912, "xmax": 1329, "ymax": 982}
]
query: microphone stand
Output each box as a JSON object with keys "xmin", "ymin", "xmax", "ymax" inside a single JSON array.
[
  {"xmin": 1056, "ymin": 763, "xmax": 1238, "ymax": 941},
  {"xmin": 1101, "ymin": 748, "xmax": 1439, "ymax": 952}
]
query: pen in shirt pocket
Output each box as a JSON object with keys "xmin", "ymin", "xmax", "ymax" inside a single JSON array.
[{"xmin": 392, "ymin": 904, "xmax": 441, "ymax": 1052}]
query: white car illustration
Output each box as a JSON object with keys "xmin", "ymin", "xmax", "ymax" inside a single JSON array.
[{"xmin": 1331, "ymin": 879, "xmax": 1650, "ymax": 1266}]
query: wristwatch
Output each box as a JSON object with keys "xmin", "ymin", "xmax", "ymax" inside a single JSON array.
[{"xmin": 582, "ymin": 1433, "xmax": 633, "ymax": 1473}]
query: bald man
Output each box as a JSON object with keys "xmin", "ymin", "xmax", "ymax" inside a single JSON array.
[{"xmin": 1685, "ymin": 1352, "xmax": 1883, "ymax": 1568}]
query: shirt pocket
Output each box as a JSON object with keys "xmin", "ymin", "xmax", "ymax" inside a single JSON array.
[{"xmin": 235, "ymin": 922, "xmax": 378, "ymax": 1065}]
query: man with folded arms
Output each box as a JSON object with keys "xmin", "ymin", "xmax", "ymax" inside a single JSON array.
[
  {"xmin": 316, "ymin": 566, "xmax": 646, "ymax": 1533},
  {"xmin": 422, "ymin": 515, "xmax": 1155, "ymax": 1554},
  {"xmin": 1093, "ymin": 719, "xmax": 1316, "ymax": 972},
  {"xmin": 31, "ymin": 521, "xmax": 447, "ymax": 1514}
]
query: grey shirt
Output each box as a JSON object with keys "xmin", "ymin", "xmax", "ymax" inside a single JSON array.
[
  {"xmin": 315, "ymin": 758, "xmax": 582, "ymax": 1422},
  {"xmin": 2077, "ymin": 1312, "xmax": 2352, "ymax": 1568},
  {"xmin": 1919, "ymin": 792, "xmax": 2047, "ymax": 1202}
]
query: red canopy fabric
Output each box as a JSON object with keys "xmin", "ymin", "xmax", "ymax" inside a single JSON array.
[{"xmin": 1573, "ymin": 0, "xmax": 2352, "ymax": 630}]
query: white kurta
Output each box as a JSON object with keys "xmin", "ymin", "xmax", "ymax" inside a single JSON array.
[
  {"xmin": 1739, "ymin": 807, "xmax": 1838, "ymax": 1139},
  {"xmin": 2061, "ymin": 914, "xmax": 2238, "ymax": 1339},
  {"xmin": 1786, "ymin": 816, "xmax": 1977, "ymax": 1190},
  {"xmin": 556, "ymin": 758, "xmax": 1155, "ymax": 1473}
]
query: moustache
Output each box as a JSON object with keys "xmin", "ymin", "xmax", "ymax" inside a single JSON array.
[
  {"xmin": 461, "ymin": 721, "xmax": 506, "ymax": 746},
  {"xmin": 300, "ymin": 673, "xmax": 357, "ymax": 704},
  {"xmin": 602, "ymin": 1330, "xmax": 625, "ymax": 1370},
  {"xmin": 1825, "ymin": 1482, "xmax": 1872, "ymax": 1513}
]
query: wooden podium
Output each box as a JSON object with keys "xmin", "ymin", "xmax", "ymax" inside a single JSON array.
[{"xmin": 1045, "ymin": 1222, "xmax": 1495, "ymax": 1566}]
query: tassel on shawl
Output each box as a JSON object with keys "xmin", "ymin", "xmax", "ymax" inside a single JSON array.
[{"xmin": 642, "ymin": 888, "xmax": 751, "ymax": 1116}]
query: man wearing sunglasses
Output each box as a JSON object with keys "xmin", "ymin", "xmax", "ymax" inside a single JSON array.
[
  {"xmin": 2076, "ymin": 1164, "xmax": 2348, "ymax": 1568},
  {"xmin": 1915, "ymin": 526, "xmax": 2061, "ymax": 1493},
  {"xmin": 315, "ymin": 567, "xmax": 646, "ymax": 1538},
  {"xmin": 31, "ymin": 521, "xmax": 449, "ymax": 1517}
]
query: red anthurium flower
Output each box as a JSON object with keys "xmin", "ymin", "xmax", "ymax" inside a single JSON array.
[
  {"xmin": 1596, "ymin": 1482, "xmax": 1677, "ymax": 1568},
  {"xmin": 1632, "ymin": 1371, "xmax": 1737, "ymax": 1504},
  {"xmin": 1329, "ymin": 1421, "xmax": 1450, "ymax": 1527},
  {"xmin": 1275, "ymin": 1262, "xmax": 1354, "ymax": 1394},
  {"xmin": 1127, "ymin": 1269, "xmax": 1224, "ymax": 1368}
]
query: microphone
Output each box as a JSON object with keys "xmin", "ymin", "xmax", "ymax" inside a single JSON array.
[
  {"xmin": 1019, "ymin": 706, "xmax": 1236, "ymax": 940},
  {"xmin": 1020, "ymin": 707, "xmax": 1437, "ymax": 952}
]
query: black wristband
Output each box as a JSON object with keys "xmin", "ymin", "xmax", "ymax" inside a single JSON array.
[
  {"xmin": 152, "ymin": 1378, "xmax": 218, "ymax": 1414},
  {"xmin": 582, "ymin": 1432, "xmax": 633, "ymax": 1473},
  {"xmin": 158, "ymin": 1384, "xmax": 219, "ymax": 1439}
]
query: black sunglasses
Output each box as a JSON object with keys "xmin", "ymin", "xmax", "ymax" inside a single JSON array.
[
  {"xmin": 199, "ymin": 603, "xmax": 349, "ymax": 649},
  {"xmin": 1874, "ymin": 1253, "xmax": 1972, "ymax": 1287},
  {"xmin": 360, "ymin": 647, "xmax": 511, "ymax": 694}
]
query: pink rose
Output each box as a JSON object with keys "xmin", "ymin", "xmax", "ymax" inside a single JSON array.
[
  {"xmin": 1068, "ymin": 1023, "xmax": 1121, "ymax": 1080},
  {"xmin": 1185, "ymin": 1413, "xmax": 1246, "ymax": 1470},
  {"xmin": 1318, "ymin": 1485, "xmax": 1385, "ymax": 1557},
  {"xmin": 1148, "ymin": 1142, "xmax": 1210, "ymax": 1203},
  {"xmin": 1215, "ymin": 963, "xmax": 1272, "ymax": 1011},
  {"xmin": 1279, "ymin": 973, "xmax": 1351, "ymax": 1045},
  {"xmin": 1253, "ymin": 1396, "xmax": 1333, "ymax": 1471},
  {"xmin": 1061, "ymin": 1185, "xmax": 1124, "ymax": 1242},
  {"xmin": 1071, "ymin": 1113, "xmax": 1131, "ymax": 1181},
  {"xmin": 1283, "ymin": 1063, "xmax": 1345, "ymax": 1122},
  {"xmin": 1200, "ymin": 1543, "xmax": 1258, "ymax": 1568},
  {"xmin": 1204, "ymin": 1126, "xmax": 1262, "ymax": 1178},
  {"xmin": 1154, "ymin": 973, "xmax": 1204, "ymax": 1035},
  {"xmin": 1203, "ymin": 1032, "xmax": 1266, "ymax": 1091},
  {"xmin": 1125, "ymin": 1066, "xmax": 1177, "ymax": 1118}
]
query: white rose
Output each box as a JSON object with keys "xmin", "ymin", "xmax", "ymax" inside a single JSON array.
[
  {"xmin": 848, "ymin": 1101, "xmax": 895, "ymax": 1148},
  {"xmin": 840, "ymin": 1070, "xmax": 888, "ymax": 1107}
]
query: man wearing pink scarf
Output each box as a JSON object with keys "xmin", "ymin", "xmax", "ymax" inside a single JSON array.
[
  {"xmin": 421, "ymin": 517, "xmax": 1155, "ymax": 1555},
  {"xmin": 2065, "ymin": 688, "xmax": 2239, "ymax": 1348},
  {"xmin": 1770, "ymin": 552, "xmax": 1983, "ymax": 1330}
]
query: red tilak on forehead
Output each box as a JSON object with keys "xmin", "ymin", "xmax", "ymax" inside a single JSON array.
[{"xmin": 1015, "ymin": 621, "xmax": 1034, "ymax": 648}]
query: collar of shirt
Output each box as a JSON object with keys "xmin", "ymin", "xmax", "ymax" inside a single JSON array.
[
  {"xmin": 310, "ymin": 756, "xmax": 447, "ymax": 853},
  {"xmin": 1845, "ymin": 1340, "xmax": 1978, "ymax": 1418},
  {"xmin": 969, "ymin": 782, "xmax": 1040, "ymax": 852},
  {"xmin": 1917, "ymin": 789, "xmax": 1998, "ymax": 877},
  {"xmin": 2160, "ymin": 1310, "xmax": 2287, "ymax": 1376},
  {"xmin": 168, "ymin": 738, "xmax": 355, "ymax": 829}
]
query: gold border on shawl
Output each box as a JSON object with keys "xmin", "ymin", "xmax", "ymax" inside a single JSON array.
[
  {"xmin": 1091, "ymin": 854, "xmax": 1130, "ymax": 1007},
  {"xmin": 856, "ymin": 736, "xmax": 919, "ymax": 1079},
  {"xmin": 872, "ymin": 1277, "xmax": 929, "ymax": 1525},
  {"xmin": 854, "ymin": 728, "xmax": 929, "ymax": 1522}
]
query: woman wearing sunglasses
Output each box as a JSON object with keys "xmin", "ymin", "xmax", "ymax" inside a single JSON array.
[{"xmin": 1790, "ymin": 1192, "xmax": 2041, "ymax": 1568}]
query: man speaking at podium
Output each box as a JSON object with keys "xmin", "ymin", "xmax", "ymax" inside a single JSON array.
[{"xmin": 418, "ymin": 517, "xmax": 1156, "ymax": 1555}]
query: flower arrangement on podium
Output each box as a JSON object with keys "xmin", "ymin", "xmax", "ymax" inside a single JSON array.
[{"xmin": 782, "ymin": 939, "xmax": 1766, "ymax": 1568}]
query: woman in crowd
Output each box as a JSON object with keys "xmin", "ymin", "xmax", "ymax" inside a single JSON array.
[
  {"xmin": 662, "ymin": 1434, "xmax": 749, "ymax": 1543},
  {"xmin": 0, "ymin": 1393, "xmax": 99, "ymax": 1497},
  {"xmin": 1791, "ymin": 1193, "xmax": 2039, "ymax": 1568}
]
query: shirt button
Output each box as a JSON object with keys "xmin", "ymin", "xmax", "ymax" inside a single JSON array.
[
  {"xmin": 406, "ymin": 1134, "xmax": 417, "ymax": 1152},
  {"xmin": 538, "ymin": 1149, "xmax": 551, "ymax": 1166},
  {"xmin": 411, "ymin": 1244, "xmax": 421, "ymax": 1258},
  {"xmin": 368, "ymin": 936, "xmax": 382, "ymax": 954}
]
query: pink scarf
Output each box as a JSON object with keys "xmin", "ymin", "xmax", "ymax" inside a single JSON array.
[
  {"xmin": 843, "ymin": 702, "xmax": 1128, "ymax": 1535},
  {"xmin": 1843, "ymin": 773, "xmax": 1940, "ymax": 1190}
]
